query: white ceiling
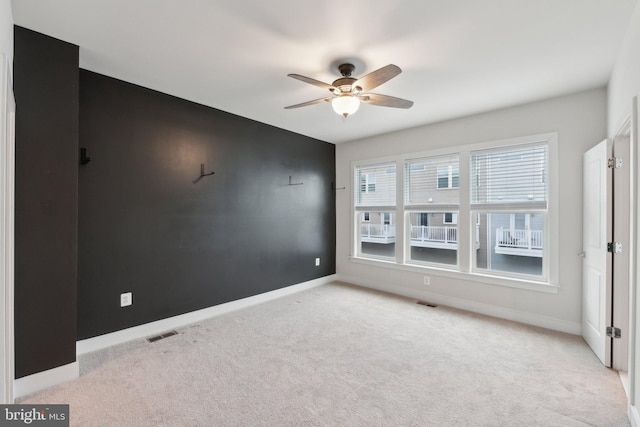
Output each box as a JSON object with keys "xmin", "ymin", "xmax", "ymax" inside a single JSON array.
[{"xmin": 11, "ymin": 0, "xmax": 638, "ymax": 144}]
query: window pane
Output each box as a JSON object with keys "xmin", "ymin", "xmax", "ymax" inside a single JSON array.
[
  {"xmin": 355, "ymin": 163, "xmax": 396, "ymax": 207},
  {"xmin": 359, "ymin": 211, "xmax": 395, "ymax": 258},
  {"xmin": 409, "ymin": 212, "xmax": 457, "ymax": 266},
  {"xmin": 475, "ymin": 213, "xmax": 543, "ymax": 277},
  {"xmin": 406, "ymin": 154, "xmax": 459, "ymax": 204},
  {"xmin": 451, "ymin": 164, "xmax": 460, "ymax": 188},
  {"xmin": 471, "ymin": 143, "xmax": 547, "ymax": 205}
]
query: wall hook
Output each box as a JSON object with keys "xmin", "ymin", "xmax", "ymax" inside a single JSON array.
[
  {"xmin": 288, "ymin": 176, "xmax": 303, "ymax": 186},
  {"xmin": 80, "ymin": 147, "xmax": 91, "ymax": 165},
  {"xmin": 200, "ymin": 164, "xmax": 215, "ymax": 177},
  {"xmin": 332, "ymin": 182, "xmax": 346, "ymax": 191}
]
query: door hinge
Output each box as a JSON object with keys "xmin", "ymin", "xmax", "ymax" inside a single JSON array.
[
  {"xmin": 607, "ymin": 242, "xmax": 622, "ymax": 253},
  {"xmin": 608, "ymin": 157, "xmax": 623, "ymax": 168},
  {"xmin": 606, "ymin": 326, "xmax": 622, "ymax": 339}
]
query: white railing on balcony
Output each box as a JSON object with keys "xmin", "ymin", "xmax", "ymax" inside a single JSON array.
[
  {"xmin": 495, "ymin": 228, "xmax": 543, "ymax": 257},
  {"xmin": 411, "ymin": 226, "xmax": 457, "ymax": 245},
  {"xmin": 361, "ymin": 223, "xmax": 396, "ymax": 243}
]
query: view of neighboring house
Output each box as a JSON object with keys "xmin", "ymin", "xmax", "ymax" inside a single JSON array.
[{"xmin": 356, "ymin": 144, "xmax": 546, "ymax": 277}]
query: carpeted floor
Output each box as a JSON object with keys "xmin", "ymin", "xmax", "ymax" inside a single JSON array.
[{"xmin": 21, "ymin": 282, "xmax": 629, "ymax": 426}]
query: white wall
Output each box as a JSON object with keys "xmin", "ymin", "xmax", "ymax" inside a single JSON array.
[
  {"xmin": 609, "ymin": 2, "xmax": 640, "ymax": 136},
  {"xmin": 0, "ymin": 0, "xmax": 12, "ymax": 62},
  {"xmin": 336, "ymin": 87, "xmax": 607, "ymax": 333},
  {"xmin": 608, "ymin": 2, "xmax": 640, "ymax": 424}
]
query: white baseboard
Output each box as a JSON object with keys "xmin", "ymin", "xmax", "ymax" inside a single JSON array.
[
  {"xmin": 337, "ymin": 274, "xmax": 581, "ymax": 335},
  {"xmin": 14, "ymin": 361, "xmax": 79, "ymax": 400},
  {"xmin": 77, "ymin": 274, "xmax": 336, "ymax": 355},
  {"xmin": 630, "ymin": 404, "xmax": 640, "ymax": 427}
]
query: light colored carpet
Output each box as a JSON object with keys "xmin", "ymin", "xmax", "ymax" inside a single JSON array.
[{"xmin": 21, "ymin": 282, "xmax": 629, "ymax": 426}]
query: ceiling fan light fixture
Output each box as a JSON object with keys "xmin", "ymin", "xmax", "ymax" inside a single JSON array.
[{"xmin": 332, "ymin": 95, "xmax": 360, "ymax": 118}]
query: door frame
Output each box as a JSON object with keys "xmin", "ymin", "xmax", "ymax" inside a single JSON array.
[
  {"xmin": 612, "ymin": 125, "xmax": 632, "ymax": 373},
  {"xmin": 1, "ymin": 53, "xmax": 15, "ymax": 404}
]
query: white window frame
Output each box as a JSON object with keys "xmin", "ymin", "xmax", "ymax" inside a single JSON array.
[
  {"xmin": 353, "ymin": 159, "xmax": 400, "ymax": 262},
  {"xmin": 350, "ymin": 132, "xmax": 559, "ymax": 294},
  {"xmin": 443, "ymin": 213, "xmax": 458, "ymax": 224}
]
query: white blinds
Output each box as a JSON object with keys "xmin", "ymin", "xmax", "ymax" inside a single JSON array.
[
  {"xmin": 471, "ymin": 143, "xmax": 547, "ymax": 206},
  {"xmin": 405, "ymin": 154, "xmax": 459, "ymax": 206},
  {"xmin": 354, "ymin": 162, "xmax": 396, "ymax": 207}
]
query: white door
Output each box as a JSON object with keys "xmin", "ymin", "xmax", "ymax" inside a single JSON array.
[{"xmin": 582, "ymin": 139, "xmax": 613, "ymax": 366}]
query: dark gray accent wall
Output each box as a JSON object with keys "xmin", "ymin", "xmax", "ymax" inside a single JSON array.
[
  {"xmin": 13, "ymin": 26, "xmax": 79, "ymax": 378},
  {"xmin": 78, "ymin": 70, "xmax": 335, "ymax": 339}
]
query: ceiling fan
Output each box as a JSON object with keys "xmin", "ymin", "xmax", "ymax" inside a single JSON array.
[{"xmin": 285, "ymin": 63, "xmax": 414, "ymax": 118}]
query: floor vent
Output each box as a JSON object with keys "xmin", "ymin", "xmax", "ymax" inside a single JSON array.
[
  {"xmin": 147, "ymin": 330, "xmax": 178, "ymax": 343},
  {"xmin": 416, "ymin": 301, "xmax": 438, "ymax": 308}
]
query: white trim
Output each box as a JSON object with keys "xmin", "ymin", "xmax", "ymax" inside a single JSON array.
[
  {"xmin": 77, "ymin": 275, "xmax": 336, "ymax": 355},
  {"xmin": 13, "ymin": 362, "xmax": 79, "ymax": 400},
  {"xmin": 337, "ymin": 274, "xmax": 576, "ymax": 334},
  {"xmin": 1, "ymin": 52, "xmax": 15, "ymax": 404},
  {"xmin": 630, "ymin": 404, "xmax": 640, "ymax": 427},
  {"xmin": 350, "ymin": 256, "xmax": 559, "ymax": 294}
]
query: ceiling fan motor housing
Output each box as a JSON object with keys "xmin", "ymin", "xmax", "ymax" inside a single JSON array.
[{"xmin": 338, "ymin": 63, "xmax": 356, "ymax": 77}]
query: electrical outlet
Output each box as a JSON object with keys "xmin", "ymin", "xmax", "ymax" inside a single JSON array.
[
  {"xmin": 315, "ymin": 257, "xmax": 320, "ymax": 266},
  {"xmin": 423, "ymin": 276, "xmax": 431, "ymax": 286},
  {"xmin": 120, "ymin": 292, "xmax": 132, "ymax": 307}
]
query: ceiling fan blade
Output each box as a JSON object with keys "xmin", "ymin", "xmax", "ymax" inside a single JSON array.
[
  {"xmin": 354, "ymin": 64, "xmax": 402, "ymax": 91},
  {"xmin": 360, "ymin": 93, "xmax": 414, "ymax": 109},
  {"xmin": 284, "ymin": 97, "xmax": 332, "ymax": 109},
  {"xmin": 287, "ymin": 74, "xmax": 334, "ymax": 90}
]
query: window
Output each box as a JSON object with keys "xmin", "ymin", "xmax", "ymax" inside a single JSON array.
[
  {"xmin": 354, "ymin": 162, "xmax": 397, "ymax": 259},
  {"xmin": 471, "ymin": 143, "xmax": 547, "ymax": 278},
  {"xmin": 406, "ymin": 154, "xmax": 460, "ymax": 205},
  {"xmin": 409, "ymin": 211, "xmax": 458, "ymax": 266},
  {"xmin": 352, "ymin": 133, "xmax": 556, "ymax": 289},
  {"xmin": 443, "ymin": 213, "xmax": 458, "ymax": 224},
  {"xmin": 405, "ymin": 154, "xmax": 460, "ymax": 267}
]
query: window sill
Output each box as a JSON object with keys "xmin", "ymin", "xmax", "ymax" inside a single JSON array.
[{"xmin": 349, "ymin": 256, "xmax": 559, "ymax": 294}]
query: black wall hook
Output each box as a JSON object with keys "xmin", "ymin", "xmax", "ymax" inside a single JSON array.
[
  {"xmin": 80, "ymin": 147, "xmax": 91, "ymax": 165},
  {"xmin": 200, "ymin": 164, "xmax": 215, "ymax": 177},
  {"xmin": 288, "ymin": 176, "xmax": 303, "ymax": 186}
]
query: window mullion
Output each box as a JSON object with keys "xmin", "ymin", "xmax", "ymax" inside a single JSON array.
[
  {"xmin": 395, "ymin": 159, "xmax": 404, "ymax": 264},
  {"xmin": 458, "ymin": 151, "xmax": 471, "ymax": 273}
]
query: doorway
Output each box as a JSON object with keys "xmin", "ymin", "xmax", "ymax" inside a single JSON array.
[{"xmin": 582, "ymin": 129, "xmax": 632, "ymax": 376}]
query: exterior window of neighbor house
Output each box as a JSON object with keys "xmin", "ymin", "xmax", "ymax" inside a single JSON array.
[
  {"xmin": 354, "ymin": 162, "xmax": 397, "ymax": 260},
  {"xmin": 360, "ymin": 173, "xmax": 376, "ymax": 193},
  {"xmin": 351, "ymin": 133, "xmax": 556, "ymax": 290},
  {"xmin": 437, "ymin": 164, "xmax": 459, "ymax": 189}
]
